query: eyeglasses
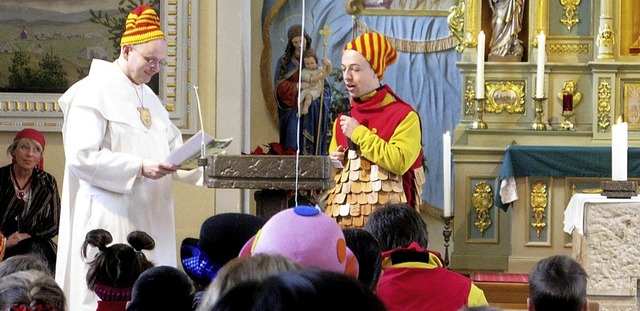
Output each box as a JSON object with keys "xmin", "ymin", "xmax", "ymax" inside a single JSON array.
[{"xmin": 129, "ymin": 45, "xmax": 167, "ymax": 68}]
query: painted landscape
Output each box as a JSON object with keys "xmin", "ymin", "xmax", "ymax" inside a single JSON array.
[{"xmin": 0, "ymin": 4, "xmax": 120, "ymax": 92}]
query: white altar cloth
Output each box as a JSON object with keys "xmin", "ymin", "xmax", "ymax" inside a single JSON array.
[{"xmin": 563, "ymin": 193, "xmax": 640, "ymax": 235}]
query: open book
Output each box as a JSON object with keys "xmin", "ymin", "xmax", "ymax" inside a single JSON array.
[{"xmin": 165, "ymin": 130, "xmax": 232, "ymax": 170}]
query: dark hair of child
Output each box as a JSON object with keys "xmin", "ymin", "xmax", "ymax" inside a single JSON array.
[{"xmin": 82, "ymin": 229, "xmax": 155, "ymax": 300}]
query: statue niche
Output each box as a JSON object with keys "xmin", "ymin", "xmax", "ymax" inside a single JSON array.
[{"xmin": 488, "ymin": 0, "xmax": 524, "ymax": 62}]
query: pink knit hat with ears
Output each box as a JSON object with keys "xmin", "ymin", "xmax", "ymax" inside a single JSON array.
[{"xmin": 239, "ymin": 206, "xmax": 359, "ymax": 278}]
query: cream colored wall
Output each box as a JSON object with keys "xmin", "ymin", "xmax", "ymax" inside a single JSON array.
[{"xmin": 0, "ymin": 0, "xmax": 278, "ymax": 264}]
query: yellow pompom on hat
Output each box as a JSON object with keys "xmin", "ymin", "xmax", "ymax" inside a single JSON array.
[
  {"xmin": 344, "ymin": 32, "xmax": 397, "ymax": 80},
  {"xmin": 120, "ymin": 5, "xmax": 165, "ymax": 46}
]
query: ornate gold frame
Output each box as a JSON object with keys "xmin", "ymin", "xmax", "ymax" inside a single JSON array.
[
  {"xmin": 344, "ymin": 0, "xmax": 459, "ymax": 17},
  {"xmin": 0, "ymin": 1, "xmax": 198, "ymax": 133},
  {"xmin": 622, "ymin": 80, "xmax": 640, "ymax": 131},
  {"xmin": 485, "ymin": 81, "xmax": 526, "ymax": 114}
]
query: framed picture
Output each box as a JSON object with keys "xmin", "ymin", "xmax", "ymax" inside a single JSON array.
[
  {"xmin": 0, "ymin": 1, "xmax": 199, "ymax": 133},
  {"xmin": 623, "ymin": 80, "xmax": 640, "ymax": 130},
  {"xmin": 345, "ymin": 0, "xmax": 460, "ymax": 16},
  {"xmin": 485, "ymin": 80, "xmax": 526, "ymax": 114}
]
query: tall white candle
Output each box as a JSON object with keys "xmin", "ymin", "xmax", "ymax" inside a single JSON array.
[
  {"xmin": 476, "ymin": 31, "xmax": 485, "ymax": 98},
  {"xmin": 612, "ymin": 117, "xmax": 628, "ymax": 181},
  {"xmin": 536, "ymin": 32, "xmax": 546, "ymax": 98},
  {"xmin": 443, "ymin": 131, "xmax": 452, "ymax": 217}
]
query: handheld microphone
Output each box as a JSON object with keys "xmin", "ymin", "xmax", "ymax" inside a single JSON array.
[{"xmin": 339, "ymin": 97, "xmax": 357, "ymax": 151}]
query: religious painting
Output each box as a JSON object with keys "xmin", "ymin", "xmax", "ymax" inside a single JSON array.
[
  {"xmin": 0, "ymin": 1, "xmax": 198, "ymax": 133},
  {"xmin": 623, "ymin": 81, "xmax": 640, "ymax": 130},
  {"xmin": 345, "ymin": 0, "xmax": 460, "ymax": 16}
]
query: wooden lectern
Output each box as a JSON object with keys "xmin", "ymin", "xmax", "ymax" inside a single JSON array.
[{"xmin": 205, "ymin": 155, "xmax": 333, "ymax": 219}]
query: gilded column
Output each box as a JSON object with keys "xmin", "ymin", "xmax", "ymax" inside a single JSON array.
[
  {"xmin": 533, "ymin": 0, "xmax": 548, "ymax": 47},
  {"xmin": 465, "ymin": 0, "xmax": 478, "ymax": 48},
  {"xmin": 596, "ymin": 0, "xmax": 615, "ymax": 60}
]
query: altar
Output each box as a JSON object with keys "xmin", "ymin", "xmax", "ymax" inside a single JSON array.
[
  {"xmin": 565, "ymin": 193, "xmax": 640, "ymax": 311},
  {"xmin": 451, "ymin": 143, "xmax": 640, "ymax": 274}
]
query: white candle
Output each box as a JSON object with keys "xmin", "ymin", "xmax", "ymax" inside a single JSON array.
[
  {"xmin": 443, "ymin": 131, "xmax": 452, "ymax": 217},
  {"xmin": 536, "ymin": 32, "xmax": 546, "ymax": 98},
  {"xmin": 612, "ymin": 117, "xmax": 628, "ymax": 181},
  {"xmin": 476, "ymin": 31, "xmax": 485, "ymax": 99}
]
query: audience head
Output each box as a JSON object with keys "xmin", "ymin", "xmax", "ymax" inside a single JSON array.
[
  {"xmin": 528, "ymin": 255, "xmax": 588, "ymax": 311},
  {"xmin": 8, "ymin": 128, "xmax": 46, "ymax": 170},
  {"xmin": 342, "ymin": 228, "xmax": 382, "ymax": 290},
  {"xmin": 0, "ymin": 270, "xmax": 66, "ymax": 311},
  {"xmin": 0, "ymin": 254, "xmax": 50, "ymax": 279},
  {"xmin": 181, "ymin": 213, "xmax": 266, "ymax": 288},
  {"xmin": 239, "ymin": 206, "xmax": 358, "ymax": 277},
  {"xmin": 82, "ymin": 229, "xmax": 155, "ymax": 302},
  {"xmin": 364, "ymin": 203, "xmax": 429, "ymax": 252},
  {"xmin": 196, "ymin": 253, "xmax": 301, "ymax": 311},
  {"xmin": 211, "ymin": 268, "xmax": 387, "ymax": 311},
  {"xmin": 126, "ymin": 266, "xmax": 194, "ymax": 311}
]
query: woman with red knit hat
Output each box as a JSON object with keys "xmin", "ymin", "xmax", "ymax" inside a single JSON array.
[
  {"xmin": 0, "ymin": 128, "xmax": 60, "ymax": 271},
  {"xmin": 56, "ymin": 5, "xmax": 203, "ymax": 310}
]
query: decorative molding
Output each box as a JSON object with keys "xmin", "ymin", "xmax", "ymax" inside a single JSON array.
[
  {"xmin": 485, "ymin": 81, "xmax": 526, "ymax": 114},
  {"xmin": 447, "ymin": 0, "xmax": 465, "ymax": 53},
  {"xmin": 464, "ymin": 79, "xmax": 475, "ymax": 116},
  {"xmin": 597, "ymin": 79, "xmax": 612, "ymax": 132},
  {"xmin": 472, "ymin": 181, "xmax": 493, "ymax": 236},
  {"xmin": 548, "ymin": 43, "xmax": 590, "ymax": 54},
  {"xmin": 0, "ymin": 1, "xmax": 198, "ymax": 133},
  {"xmin": 530, "ymin": 181, "xmax": 548, "ymax": 238},
  {"xmin": 559, "ymin": 0, "xmax": 581, "ymax": 31},
  {"xmin": 345, "ymin": 0, "xmax": 458, "ymax": 16}
]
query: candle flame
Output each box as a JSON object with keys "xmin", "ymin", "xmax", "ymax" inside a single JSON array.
[{"xmin": 616, "ymin": 115, "xmax": 624, "ymax": 124}]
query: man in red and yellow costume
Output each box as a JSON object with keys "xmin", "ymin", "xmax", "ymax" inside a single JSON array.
[{"xmin": 325, "ymin": 32, "xmax": 425, "ymax": 228}]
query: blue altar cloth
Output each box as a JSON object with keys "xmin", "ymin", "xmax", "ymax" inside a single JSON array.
[{"xmin": 496, "ymin": 145, "xmax": 640, "ymax": 210}]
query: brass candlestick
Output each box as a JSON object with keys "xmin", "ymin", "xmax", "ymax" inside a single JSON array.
[
  {"xmin": 531, "ymin": 97, "xmax": 548, "ymax": 130},
  {"xmin": 470, "ymin": 97, "xmax": 488, "ymax": 129},
  {"xmin": 442, "ymin": 215, "xmax": 454, "ymax": 268}
]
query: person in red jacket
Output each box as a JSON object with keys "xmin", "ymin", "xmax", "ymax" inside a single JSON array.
[
  {"xmin": 365, "ymin": 203, "xmax": 488, "ymax": 311},
  {"xmin": 324, "ymin": 32, "xmax": 425, "ymax": 228}
]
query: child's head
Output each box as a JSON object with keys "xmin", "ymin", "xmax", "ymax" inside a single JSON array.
[
  {"xmin": 82, "ymin": 229, "xmax": 155, "ymax": 301},
  {"xmin": 302, "ymin": 48, "xmax": 318, "ymax": 70},
  {"xmin": 127, "ymin": 266, "xmax": 194, "ymax": 311}
]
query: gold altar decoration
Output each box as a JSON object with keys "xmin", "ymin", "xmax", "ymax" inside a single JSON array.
[
  {"xmin": 556, "ymin": 80, "xmax": 582, "ymax": 130},
  {"xmin": 531, "ymin": 97, "xmax": 548, "ymax": 130},
  {"xmin": 549, "ymin": 43, "xmax": 590, "ymax": 55},
  {"xmin": 470, "ymin": 97, "xmax": 488, "ymax": 129},
  {"xmin": 597, "ymin": 79, "xmax": 612, "ymax": 132},
  {"xmin": 464, "ymin": 80, "xmax": 475, "ymax": 116},
  {"xmin": 530, "ymin": 181, "xmax": 548, "ymax": 238},
  {"xmin": 447, "ymin": 0, "xmax": 466, "ymax": 53},
  {"xmin": 464, "ymin": 0, "xmax": 477, "ymax": 49},
  {"xmin": 560, "ymin": 0, "xmax": 581, "ymax": 31},
  {"xmin": 472, "ymin": 181, "xmax": 493, "ymax": 236},
  {"xmin": 534, "ymin": 0, "xmax": 548, "ymax": 47},
  {"xmin": 485, "ymin": 81, "xmax": 526, "ymax": 114},
  {"xmin": 597, "ymin": 24, "xmax": 615, "ymax": 48}
]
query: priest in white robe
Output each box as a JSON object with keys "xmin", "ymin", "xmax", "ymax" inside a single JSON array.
[{"xmin": 55, "ymin": 5, "xmax": 202, "ymax": 310}]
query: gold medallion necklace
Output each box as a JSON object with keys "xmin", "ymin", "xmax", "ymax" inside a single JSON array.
[{"xmin": 134, "ymin": 84, "xmax": 152, "ymax": 129}]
